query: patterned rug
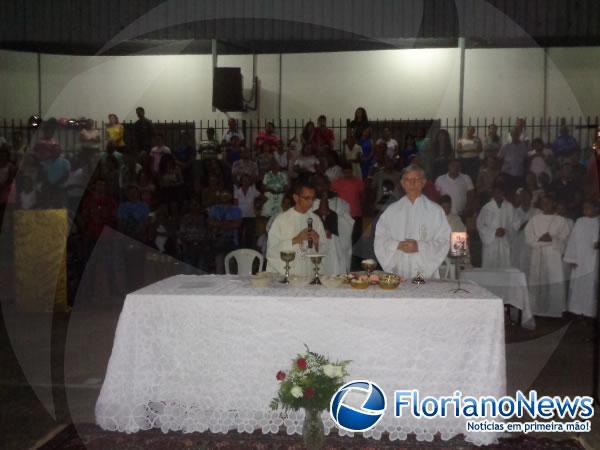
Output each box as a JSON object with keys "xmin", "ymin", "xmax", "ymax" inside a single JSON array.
[{"xmin": 37, "ymin": 424, "xmax": 584, "ymax": 450}]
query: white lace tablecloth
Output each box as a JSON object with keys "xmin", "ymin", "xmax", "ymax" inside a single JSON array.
[
  {"xmin": 460, "ymin": 268, "xmax": 535, "ymax": 330},
  {"xmin": 95, "ymin": 275, "xmax": 506, "ymax": 446}
]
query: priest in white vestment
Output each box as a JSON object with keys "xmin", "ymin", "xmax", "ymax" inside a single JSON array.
[
  {"xmin": 564, "ymin": 200, "xmax": 599, "ymax": 317},
  {"xmin": 311, "ymin": 174, "xmax": 354, "ymax": 275},
  {"xmin": 266, "ymin": 180, "xmax": 326, "ymax": 276},
  {"xmin": 511, "ymin": 189, "xmax": 541, "ymax": 278},
  {"xmin": 375, "ymin": 164, "xmax": 450, "ymax": 278},
  {"xmin": 525, "ymin": 195, "xmax": 572, "ymax": 318},
  {"xmin": 477, "ymin": 184, "xmax": 515, "ymax": 268}
]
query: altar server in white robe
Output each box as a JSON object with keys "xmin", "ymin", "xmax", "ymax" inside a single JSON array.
[
  {"xmin": 375, "ymin": 164, "xmax": 450, "ymax": 279},
  {"xmin": 311, "ymin": 174, "xmax": 354, "ymax": 274},
  {"xmin": 477, "ymin": 184, "xmax": 515, "ymax": 268},
  {"xmin": 525, "ymin": 195, "xmax": 572, "ymax": 317},
  {"xmin": 564, "ymin": 200, "xmax": 599, "ymax": 317},
  {"xmin": 266, "ymin": 179, "xmax": 327, "ymax": 276},
  {"xmin": 510, "ymin": 189, "xmax": 541, "ymax": 278}
]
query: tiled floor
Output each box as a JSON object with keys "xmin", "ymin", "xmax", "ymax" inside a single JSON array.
[{"xmin": 1, "ymin": 298, "xmax": 599, "ymax": 449}]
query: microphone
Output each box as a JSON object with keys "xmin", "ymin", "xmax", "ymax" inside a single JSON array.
[{"xmin": 307, "ymin": 217, "xmax": 313, "ymax": 249}]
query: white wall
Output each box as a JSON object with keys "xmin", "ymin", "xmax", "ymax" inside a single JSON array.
[
  {"xmin": 281, "ymin": 48, "xmax": 460, "ymax": 120},
  {"xmin": 1, "ymin": 46, "xmax": 599, "ymax": 126}
]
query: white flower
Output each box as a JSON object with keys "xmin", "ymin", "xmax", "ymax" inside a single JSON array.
[
  {"xmin": 334, "ymin": 365, "xmax": 344, "ymax": 378},
  {"xmin": 323, "ymin": 364, "xmax": 337, "ymax": 378},
  {"xmin": 290, "ymin": 385, "xmax": 303, "ymax": 398}
]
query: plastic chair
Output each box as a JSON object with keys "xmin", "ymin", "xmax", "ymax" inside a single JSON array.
[{"xmin": 224, "ymin": 249, "xmax": 265, "ymax": 276}]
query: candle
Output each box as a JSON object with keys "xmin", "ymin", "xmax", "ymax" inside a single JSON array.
[{"xmin": 450, "ymin": 232, "xmax": 468, "ymax": 256}]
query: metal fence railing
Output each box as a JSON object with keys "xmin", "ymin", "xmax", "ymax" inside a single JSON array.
[{"xmin": 1, "ymin": 115, "xmax": 598, "ymax": 160}]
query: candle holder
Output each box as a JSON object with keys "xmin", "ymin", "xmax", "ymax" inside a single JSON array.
[
  {"xmin": 280, "ymin": 251, "xmax": 296, "ymax": 284},
  {"xmin": 448, "ymin": 254, "xmax": 470, "ymax": 294},
  {"xmin": 449, "ymin": 231, "xmax": 470, "ymax": 293}
]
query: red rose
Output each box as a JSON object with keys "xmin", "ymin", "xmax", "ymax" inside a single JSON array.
[
  {"xmin": 305, "ymin": 387, "xmax": 315, "ymax": 398},
  {"xmin": 276, "ymin": 371, "xmax": 286, "ymax": 381},
  {"xmin": 297, "ymin": 358, "xmax": 307, "ymax": 370}
]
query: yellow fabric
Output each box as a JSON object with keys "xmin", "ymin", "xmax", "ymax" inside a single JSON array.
[
  {"xmin": 106, "ymin": 124, "xmax": 125, "ymax": 147},
  {"xmin": 14, "ymin": 209, "xmax": 69, "ymax": 312}
]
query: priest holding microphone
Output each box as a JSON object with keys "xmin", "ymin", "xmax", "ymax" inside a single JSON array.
[{"xmin": 266, "ymin": 179, "xmax": 327, "ymax": 276}]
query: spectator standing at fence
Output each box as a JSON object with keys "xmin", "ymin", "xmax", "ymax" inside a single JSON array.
[
  {"xmin": 134, "ymin": 107, "xmax": 154, "ymax": 154},
  {"xmin": 222, "ymin": 118, "xmax": 245, "ymax": 145},
  {"xmin": 456, "ymin": 126, "xmax": 482, "ymax": 182},
  {"xmin": 358, "ymin": 128, "xmax": 374, "ymax": 178},
  {"xmin": 528, "ymin": 138, "xmax": 553, "ymax": 182},
  {"xmin": 256, "ymin": 122, "xmax": 280, "ymax": 149},
  {"xmin": 483, "ymin": 124, "xmax": 502, "ymax": 159},
  {"xmin": 349, "ymin": 107, "xmax": 370, "ymax": 140},
  {"xmin": 431, "ymin": 129, "xmax": 454, "ymax": 180},
  {"xmin": 106, "ymin": 114, "xmax": 126, "ymax": 154},
  {"xmin": 525, "ymin": 194, "xmax": 571, "ymax": 318},
  {"xmin": 506, "ymin": 117, "xmax": 530, "ymax": 148},
  {"xmin": 231, "ymin": 148, "xmax": 258, "ymax": 185},
  {"xmin": 80, "ymin": 119, "xmax": 101, "ymax": 156},
  {"xmin": 314, "ymin": 115, "xmax": 334, "ymax": 154},
  {"xmin": 552, "ymin": 125, "xmax": 580, "ymax": 163},
  {"xmin": 150, "ymin": 133, "xmax": 171, "ymax": 175},
  {"xmin": 376, "ymin": 127, "xmax": 399, "ymax": 160},
  {"xmin": 332, "ymin": 162, "xmax": 365, "ymax": 244},
  {"xmin": 198, "ymin": 128, "xmax": 220, "ymax": 160},
  {"xmin": 434, "ymin": 159, "xmax": 473, "ymax": 216},
  {"xmin": 400, "ymin": 134, "xmax": 418, "ymax": 169},
  {"xmin": 498, "ymin": 127, "xmax": 529, "ymax": 191}
]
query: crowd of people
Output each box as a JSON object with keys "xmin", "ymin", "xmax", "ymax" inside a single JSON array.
[{"xmin": 0, "ymin": 106, "xmax": 598, "ymax": 316}]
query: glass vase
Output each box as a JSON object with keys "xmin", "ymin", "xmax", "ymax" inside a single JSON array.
[{"xmin": 302, "ymin": 408, "xmax": 325, "ymax": 450}]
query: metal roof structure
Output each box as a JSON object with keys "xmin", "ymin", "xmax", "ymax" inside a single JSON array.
[{"xmin": 1, "ymin": 0, "xmax": 599, "ymax": 54}]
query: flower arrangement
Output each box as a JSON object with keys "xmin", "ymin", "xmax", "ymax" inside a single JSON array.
[{"xmin": 270, "ymin": 345, "xmax": 350, "ymax": 412}]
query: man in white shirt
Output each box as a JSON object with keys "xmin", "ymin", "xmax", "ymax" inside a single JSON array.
[
  {"xmin": 375, "ymin": 164, "xmax": 450, "ymax": 278},
  {"xmin": 222, "ymin": 118, "xmax": 245, "ymax": 145},
  {"xmin": 266, "ymin": 179, "xmax": 326, "ymax": 276},
  {"xmin": 434, "ymin": 159, "xmax": 474, "ymax": 216}
]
